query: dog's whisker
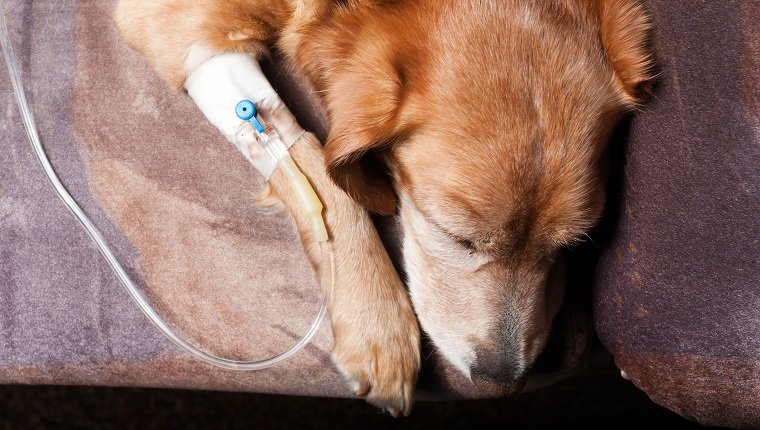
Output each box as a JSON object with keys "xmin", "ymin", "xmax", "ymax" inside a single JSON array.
[
  {"xmin": 582, "ymin": 233, "xmax": 598, "ymax": 248},
  {"xmin": 423, "ymin": 345, "xmax": 439, "ymax": 364}
]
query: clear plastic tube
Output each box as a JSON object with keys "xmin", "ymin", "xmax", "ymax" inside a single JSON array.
[{"xmin": 0, "ymin": 2, "xmax": 331, "ymax": 370}]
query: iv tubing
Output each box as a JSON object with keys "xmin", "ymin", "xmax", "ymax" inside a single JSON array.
[{"xmin": 0, "ymin": 3, "xmax": 332, "ymax": 370}]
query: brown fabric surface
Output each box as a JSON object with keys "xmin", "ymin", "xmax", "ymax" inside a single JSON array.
[
  {"xmin": 594, "ymin": 1, "xmax": 760, "ymax": 427},
  {"xmin": 615, "ymin": 352, "xmax": 760, "ymax": 429}
]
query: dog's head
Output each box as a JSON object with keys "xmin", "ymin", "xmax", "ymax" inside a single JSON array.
[{"xmin": 323, "ymin": 0, "xmax": 652, "ymax": 390}]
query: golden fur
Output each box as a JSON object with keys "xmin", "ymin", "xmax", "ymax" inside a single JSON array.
[{"xmin": 115, "ymin": 0, "xmax": 652, "ymax": 415}]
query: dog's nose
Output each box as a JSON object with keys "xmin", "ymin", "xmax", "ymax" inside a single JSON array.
[{"xmin": 470, "ymin": 347, "xmax": 528, "ymax": 394}]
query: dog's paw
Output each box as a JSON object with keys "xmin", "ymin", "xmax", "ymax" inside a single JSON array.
[{"xmin": 330, "ymin": 290, "xmax": 421, "ymax": 417}]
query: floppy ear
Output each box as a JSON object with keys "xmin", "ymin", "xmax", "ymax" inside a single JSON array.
[
  {"xmin": 323, "ymin": 59, "xmax": 407, "ymax": 215},
  {"xmin": 597, "ymin": 0, "xmax": 654, "ymax": 105}
]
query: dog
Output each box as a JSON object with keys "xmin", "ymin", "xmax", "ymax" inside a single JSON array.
[{"xmin": 115, "ymin": 0, "xmax": 652, "ymax": 416}]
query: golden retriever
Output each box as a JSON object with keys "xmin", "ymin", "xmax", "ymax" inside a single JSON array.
[{"xmin": 115, "ymin": 0, "xmax": 652, "ymax": 416}]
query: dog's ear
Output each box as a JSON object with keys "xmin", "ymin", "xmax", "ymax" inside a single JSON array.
[
  {"xmin": 323, "ymin": 59, "xmax": 408, "ymax": 215},
  {"xmin": 597, "ymin": 0, "xmax": 654, "ymax": 105}
]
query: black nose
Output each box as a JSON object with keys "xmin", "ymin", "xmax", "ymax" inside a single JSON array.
[{"xmin": 470, "ymin": 347, "xmax": 528, "ymax": 393}]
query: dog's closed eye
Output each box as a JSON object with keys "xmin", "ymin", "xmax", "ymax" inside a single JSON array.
[
  {"xmin": 420, "ymin": 214, "xmax": 478, "ymax": 255},
  {"xmin": 453, "ymin": 234, "xmax": 497, "ymax": 254},
  {"xmin": 454, "ymin": 236, "xmax": 476, "ymax": 253}
]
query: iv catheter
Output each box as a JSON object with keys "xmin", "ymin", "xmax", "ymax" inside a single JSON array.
[{"xmin": 0, "ymin": 3, "xmax": 333, "ymax": 370}]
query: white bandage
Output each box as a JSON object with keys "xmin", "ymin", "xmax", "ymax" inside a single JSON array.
[{"xmin": 184, "ymin": 50, "xmax": 304, "ymax": 179}]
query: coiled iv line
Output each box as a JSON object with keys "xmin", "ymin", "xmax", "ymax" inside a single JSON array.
[{"xmin": 0, "ymin": 4, "xmax": 332, "ymax": 370}]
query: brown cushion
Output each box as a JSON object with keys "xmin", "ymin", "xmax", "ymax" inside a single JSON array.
[{"xmin": 593, "ymin": 1, "xmax": 760, "ymax": 427}]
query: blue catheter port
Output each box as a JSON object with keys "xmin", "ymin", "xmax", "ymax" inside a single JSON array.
[{"xmin": 236, "ymin": 99, "xmax": 265, "ymax": 133}]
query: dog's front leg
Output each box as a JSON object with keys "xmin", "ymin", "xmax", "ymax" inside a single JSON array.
[
  {"xmin": 267, "ymin": 134, "xmax": 420, "ymax": 416},
  {"xmin": 115, "ymin": 0, "xmax": 421, "ymax": 415}
]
